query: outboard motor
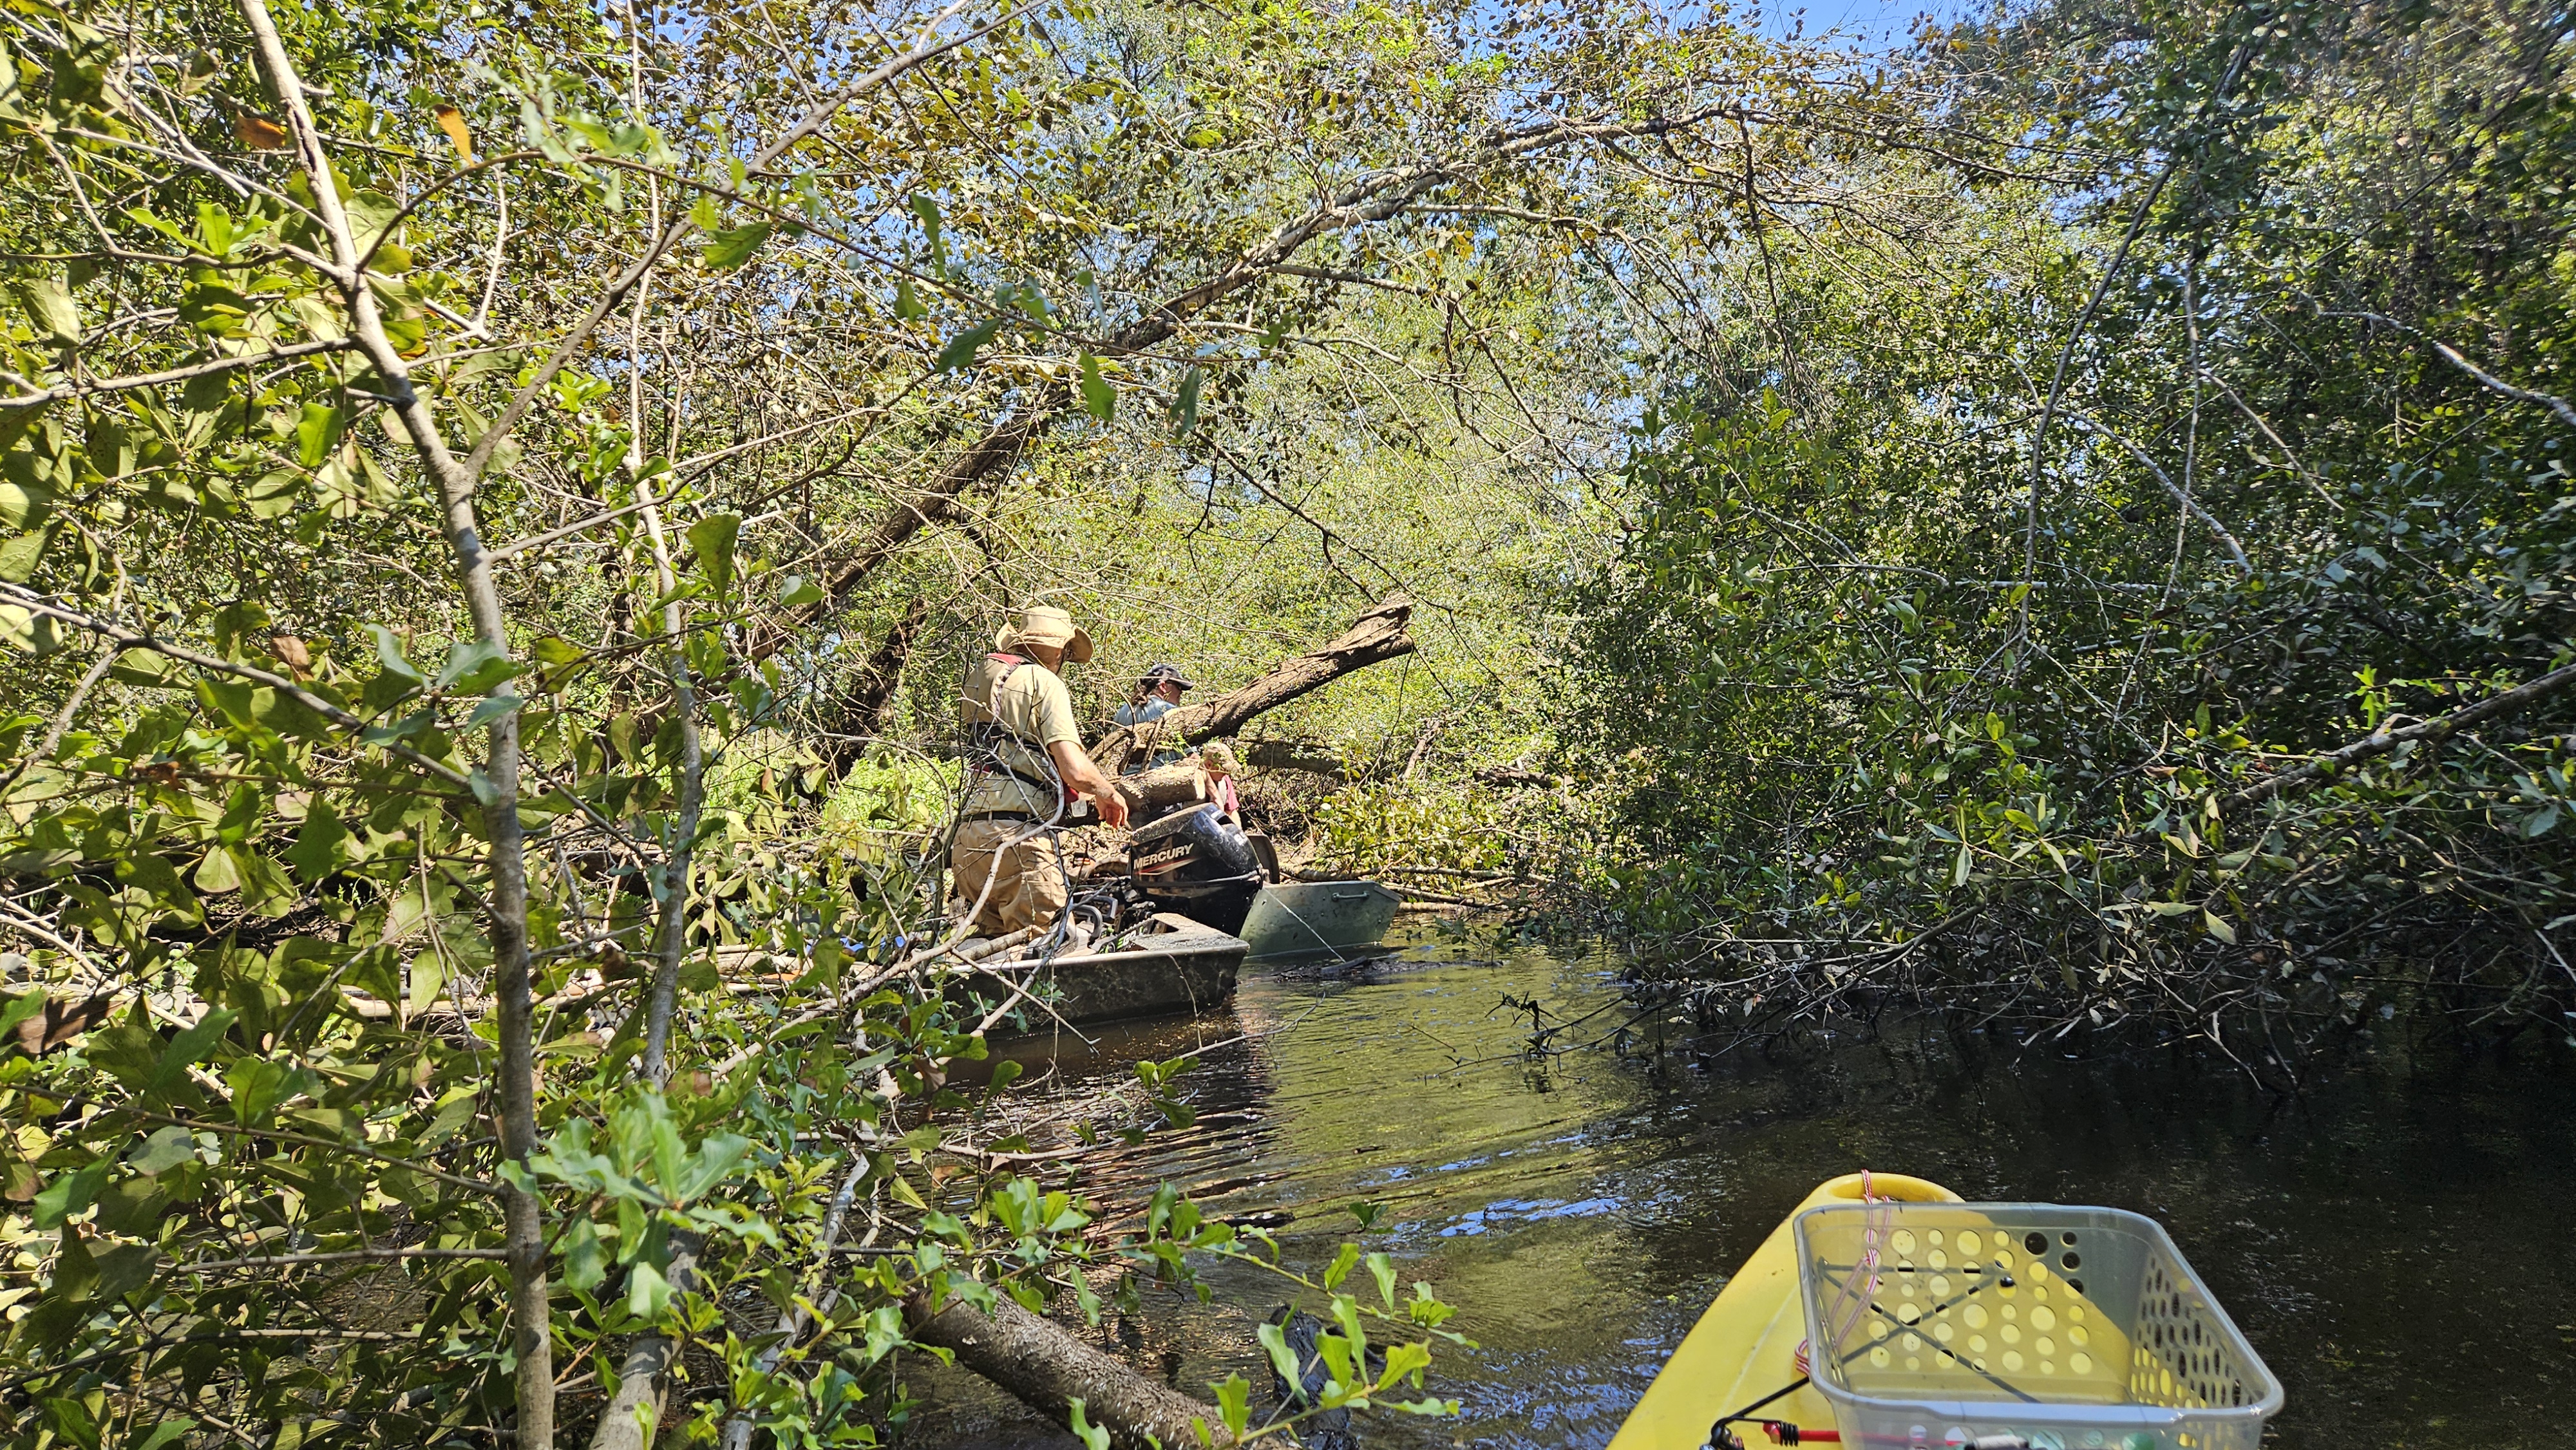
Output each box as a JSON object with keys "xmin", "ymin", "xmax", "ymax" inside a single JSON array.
[{"xmin": 1126, "ymin": 802, "xmax": 1265, "ymax": 934}]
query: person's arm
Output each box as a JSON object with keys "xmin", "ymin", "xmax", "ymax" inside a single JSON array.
[{"xmin": 1048, "ymin": 739, "xmax": 1129, "ymax": 828}]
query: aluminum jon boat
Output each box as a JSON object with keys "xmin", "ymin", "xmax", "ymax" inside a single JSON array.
[{"xmin": 956, "ymin": 912, "xmax": 1247, "ymax": 1032}]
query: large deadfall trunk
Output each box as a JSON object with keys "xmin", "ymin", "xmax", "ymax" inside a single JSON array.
[
  {"xmin": 1090, "ymin": 597, "xmax": 1416, "ymax": 776},
  {"xmin": 905, "ymin": 1292, "xmax": 1238, "ymax": 1449}
]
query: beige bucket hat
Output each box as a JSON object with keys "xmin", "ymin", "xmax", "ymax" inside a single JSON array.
[{"xmin": 994, "ymin": 605, "xmax": 1094, "ymax": 663}]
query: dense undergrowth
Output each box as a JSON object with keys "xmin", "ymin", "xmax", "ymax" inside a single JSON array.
[{"xmin": 1551, "ymin": 0, "xmax": 2576, "ymax": 1072}]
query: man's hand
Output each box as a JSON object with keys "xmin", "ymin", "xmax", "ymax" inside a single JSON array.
[{"xmin": 1050, "ymin": 739, "xmax": 1130, "ymax": 828}]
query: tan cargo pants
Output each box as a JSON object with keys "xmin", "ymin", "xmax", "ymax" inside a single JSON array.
[{"xmin": 948, "ymin": 818, "xmax": 1067, "ymax": 936}]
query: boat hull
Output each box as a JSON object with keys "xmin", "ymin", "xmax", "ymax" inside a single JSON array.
[
  {"xmin": 1240, "ymin": 880, "xmax": 1401, "ymax": 960},
  {"xmin": 1610, "ymin": 1172, "xmax": 1964, "ymax": 1450},
  {"xmin": 960, "ymin": 914, "xmax": 1247, "ymax": 1031}
]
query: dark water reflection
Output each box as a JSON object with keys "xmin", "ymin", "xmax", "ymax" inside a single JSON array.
[{"xmin": 905, "ymin": 925, "xmax": 2576, "ymax": 1449}]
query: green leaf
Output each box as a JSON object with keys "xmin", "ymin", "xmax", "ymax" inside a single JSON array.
[
  {"xmin": 0, "ymin": 525, "xmax": 48, "ymax": 583},
  {"xmin": 408, "ymin": 954, "xmax": 444, "ymax": 1015},
  {"xmin": 1065, "ymin": 1398, "xmax": 1110, "ymax": 1450},
  {"xmin": 531, "ymin": 634, "xmax": 585, "ymax": 666},
  {"xmin": 687, "ymin": 513, "xmax": 741, "ymax": 593},
  {"xmin": 436, "ymin": 636, "xmax": 518, "ymax": 694},
  {"xmin": 106, "ymin": 648, "xmax": 179, "ymax": 688},
  {"xmin": 366, "ymin": 623, "xmax": 424, "ymax": 683},
  {"xmin": 32, "ymin": 1158, "xmax": 109, "ymax": 1229},
  {"xmin": 464, "ymin": 695, "xmax": 520, "ymax": 730},
  {"xmin": 13, "ymin": 276, "xmax": 78, "ymax": 346},
  {"xmin": 196, "ymin": 201, "xmax": 236, "ymax": 256},
  {"xmin": 703, "ymin": 221, "xmax": 772, "ymax": 270},
  {"xmin": 0, "ymin": 989, "xmax": 46, "ymax": 1042},
  {"xmin": 1079, "ymin": 352, "xmax": 1114, "ymax": 422},
  {"xmin": 1004, "ymin": 278, "xmax": 1050, "ymax": 319},
  {"xmin": 1170, "ymin": 365, "xmax": 1202, "ymax": 439},
  {"xmin": 1322, "ymin": 1240, "xmax": 1361, "ymax": 1290},
  {"xmin": 94, "ymin": 1240, "xmax": 157, "ymax": 1299},
  {"xmin": 135, "ymin": 1420, "xmax": 194, "ymax": 1450},
  {"xmin": 562, "ymin": 1216, "xmax": 609, "ymax": 1293},
  {"xmin": 149, "ymin": 1008, "xmax": 237, "ymax": 1093},
  {"xmin": 936, "ymin": 317, "xmax": 1006, "ymax": 372},
  {"xmin": 0, "ymin": 477, "xmax": 51, "ymax": 536},
  {"xmin": 1390, "ymin": 1396, "xmax": 1461, "ymax": 1416},
  {"xmin": 1211, "ymin": 1373, "xmax": 1251, "ymax": 1439},
  {"xmin": 608, "ymin": 712, "xmax": 641, "ymax": 765},
  {"xmin": 192, "ymin": 847, "xmax": 242, "ymax": 895},
  {"xmin": 625, "ymin": 1257, "xmax": 672, "ymax": 1319},
  {"xmin": 249, "ymin": 687, "xmax": 327, "ymax": 740},
  {"xmin": 285, "ymin": 800, "xmax": 347, "ymax": 883},
  {"xmin": 2202, "ymin": 910, "xmax": 2237, "ymax": 945},
  {"xmin": 0, "ymin": 601, "xmax": 61, "ymax": 655},
  {"xmin": 225, "ymin": 1057, "xmax": 297, "ymax": 1125},
  {"xmin": 894, "ymin": 275, "xmax": 925, "ymax": 319},
  {"xmin": 0, "ymin": 39, "xmax": 24, "ymax": 120},
  {"xmin": 294, "ymin": 401, "xmax": 345, "ymax": 468},
  {"xmin": 777, "ymin": 574, "xmax": 823, "ymax": 608},
  {"xmin": 1367, "ymin": 1251, "xmax": 1398, "ymax": 1308},
  {"xmin": 127, "ymin": 1125, "xmax": 196, "ymax": 1175},
  {"xmin": 1379, "ymin": 1339, "xmax": 1431, "ymax": 1389},
  {"xmin": 1255, "ymin": 1318, "xmax": 1302, "ymax": 1391}
]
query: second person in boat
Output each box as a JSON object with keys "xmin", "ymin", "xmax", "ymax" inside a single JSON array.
[{"xmin": 1113, "ymin": 661, "xmax": 1196, "ymax": 772}]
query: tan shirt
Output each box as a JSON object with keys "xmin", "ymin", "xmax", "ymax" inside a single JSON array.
[{"xmin": 961, "ymin": 655, "xmax": 1081, "ymax": 817}]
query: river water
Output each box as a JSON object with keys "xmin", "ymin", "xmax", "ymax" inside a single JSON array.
[{"xmin": 907, "ymin": 925, "xmax": 2576, "ymax": 1449}]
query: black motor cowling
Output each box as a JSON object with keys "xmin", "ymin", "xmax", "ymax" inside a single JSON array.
[{"xmin": 1126, "ymin": 803, "xmax": 1264, "ymax": 934}]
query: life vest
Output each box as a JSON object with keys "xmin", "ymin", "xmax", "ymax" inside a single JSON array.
[{"xmin": 961, "ymin": 652, "xmax": 1074, "ymax": 812}]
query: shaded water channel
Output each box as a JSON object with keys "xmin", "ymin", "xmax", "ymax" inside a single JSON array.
[{"xmin": 907, "ymin": 925, "xmax": 2576, "ymax": 1449}]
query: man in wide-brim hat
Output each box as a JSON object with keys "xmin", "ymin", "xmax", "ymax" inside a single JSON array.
[{"xmin": 952, "ymin": 605, "xmax": 1129, "ymax": 934}]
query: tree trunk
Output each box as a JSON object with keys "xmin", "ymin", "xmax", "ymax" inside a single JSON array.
[
  {"xmin": 1090, "ymin": 598, "xmax": 1416, "ymax": 777},
  {"xmin": 585, "ymin": 1232, "xmax": 701, "ymax": 1450},
  {"xmin": 234, "ymin": 1, "xmax": 554, "ymax": 1438},
  {"xmin": 629, "ymin": 290, "xmax": 705, "ymax": 1091},
  {"xmin": 823, "ymin": 596, "xmax": 931, "ymax": 767},
  {"xmin": 904, "ymin": 1292, "xmax": 1236, "ymax": 1450}
]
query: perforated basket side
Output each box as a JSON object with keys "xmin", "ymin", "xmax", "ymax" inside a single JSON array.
[{"xmin": 2128, "ymin": 1258, "xmax": 2268, "ymax": 1413}]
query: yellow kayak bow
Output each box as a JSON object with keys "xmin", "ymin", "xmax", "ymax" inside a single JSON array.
[
  {"xmin": 1611, "ymin": 1173, "xmax": 2282, "ymax": 1450},
  {"xmin": 1612, "ymin": 1173, "xmax": 1962, "ymax": 1450}
]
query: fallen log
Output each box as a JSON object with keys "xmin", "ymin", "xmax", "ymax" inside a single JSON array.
[
  {"xmin": 1090, "ymin": 598, "xmax": 1416, "ymax": 777},
  {"xmin": 905, "ymin": 1290, "xmax": 1236, "ymax": 1450},
  {"xmin": 1115, "ymin": 760, "xmax": 1211, "ymax": 818}
]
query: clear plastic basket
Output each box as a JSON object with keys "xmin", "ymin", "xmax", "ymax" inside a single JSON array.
[{"xmin": 1793, "ymin": 1202, "xmax": 2282, "ymax": 1450}]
